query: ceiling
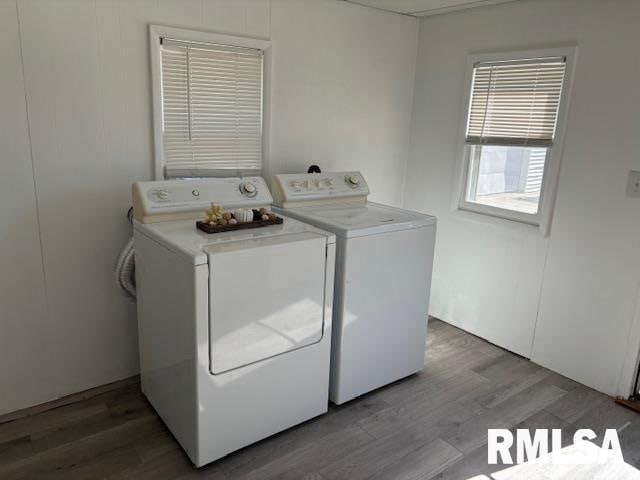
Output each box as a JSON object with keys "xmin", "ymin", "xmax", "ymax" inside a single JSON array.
[{"xmin": 345, "ymin": 0, "xmax": 519, "ymax": 16}]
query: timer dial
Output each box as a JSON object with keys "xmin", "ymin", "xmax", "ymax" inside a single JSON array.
[
  {"xmin": 346, "ymin": 175, "xmax": 360, "ymax": 187},
  {"xmin": 239, "ymin": 182, "xmax": 258, "ymax": 197}
]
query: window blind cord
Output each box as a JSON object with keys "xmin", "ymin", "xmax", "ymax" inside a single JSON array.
[
  {"xmin": 115, "ymin": 207, "xmax": 136, "ymax": 299},
  {"xmin": 525, "ymin": 64, "xmax": 543, "ymax": 145},
  {"xmin": 186, "ymin": 46, "xmax": 192, "ymax": 141},
  {"xmin": 233, "ymin": 51, "xmax": 240, "ymax": 178},
  {"xmin": 479, "ymin": 66, "xmax": 493, "ymax": 141}
]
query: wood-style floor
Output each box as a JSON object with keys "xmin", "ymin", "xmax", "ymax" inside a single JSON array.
[{"xmin": 1, "ymin": 318, "xmax": 639, "ymax": 479}]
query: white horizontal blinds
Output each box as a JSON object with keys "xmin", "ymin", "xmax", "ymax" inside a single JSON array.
[
  {"xmin": 160, "ymin": 38, "xmax": 263, "ymax": 178},
  {"xmin": 466, "ymin": 57, "xmax": 566, "ymax": 147}
]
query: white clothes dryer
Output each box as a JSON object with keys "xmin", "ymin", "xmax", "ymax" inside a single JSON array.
[{"xmin": 133, "ymin": 177, "xmax": 335, "ymax": 466}]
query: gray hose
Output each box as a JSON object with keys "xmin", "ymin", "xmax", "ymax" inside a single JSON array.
[
  {"xmin": 115, "ymin": 208, "xmax": 136, "ymax": 299},
  {"xmin": 115, "ymin": 236, "xmax": 136, "ymax": 299}
]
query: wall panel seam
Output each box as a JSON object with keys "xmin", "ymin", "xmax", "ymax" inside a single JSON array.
[{"xmin": 14, "ymin": 0, "xmax": 51, "ymax": 321}]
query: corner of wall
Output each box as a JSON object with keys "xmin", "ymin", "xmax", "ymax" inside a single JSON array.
[{"xmin": 400, "ymin": 15, "xmax": 422, "ymax": 209}]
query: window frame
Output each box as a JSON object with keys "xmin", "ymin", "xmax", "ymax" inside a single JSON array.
[
  {"xmin": 149, "ymin": 24, "xmax": 271, "ymax": 180},
  {"xmin": 455, "ymin": 47, "xmax": 577, "ymax": 235}
]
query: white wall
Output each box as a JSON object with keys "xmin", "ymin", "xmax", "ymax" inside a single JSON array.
[
  {"xmin": 405, "ymin": 0, "xmax": 640, "ymax": 396},
  {"xmin": 0, "ymin": 0, "xmax": 417, "ymax": 415},
  {"xmin": 0, "ymin": 0, "xmax": 52, "ymax": 414},
  {"xmin": 269, "ymin": 0, "xmax": 418, "ymax": 205}
]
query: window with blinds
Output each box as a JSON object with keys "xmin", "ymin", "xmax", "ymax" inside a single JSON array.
[
  {"xmin": 465, "ymin": 57, "xmax": 566, "ymax": 147},
  {"xmin": 460, "ymin": 53, "xmax": 571, "ymax": 225},
  {"xmin": 159, "ymin": 38, "xmax": 264, "ymax": 178}
]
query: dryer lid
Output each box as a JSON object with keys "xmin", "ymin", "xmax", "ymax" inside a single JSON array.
[{"xmin": 208, "ymin": 231, "xmax": 328, "ymax": 374}]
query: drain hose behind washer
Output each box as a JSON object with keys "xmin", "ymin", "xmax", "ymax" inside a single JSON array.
[
  {"xmin": 115, "ymin": 207, "xmax": 136, "ymax": 299},
  {"xmin": 115, "ymin": 236, "xmax": 136, "ymax": 299}
]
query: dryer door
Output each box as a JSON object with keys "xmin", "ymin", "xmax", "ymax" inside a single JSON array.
[{"xmin": 207, "ymin": 232, "xmax": 327, "ymax": 374}]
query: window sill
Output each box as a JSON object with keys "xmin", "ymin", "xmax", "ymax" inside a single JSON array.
[{"xmin": 455, "ymin": 202, "xmax": 550, "ymax": 236}]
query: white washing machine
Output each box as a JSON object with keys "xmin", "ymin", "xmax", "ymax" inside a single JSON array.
[
  {"xmin": 272, "ymin": 171, "xmax": 436, "ymax": 405},
  {"xmin": 132, "ymin": 177, "xmax": 335, "ymax": 467}
]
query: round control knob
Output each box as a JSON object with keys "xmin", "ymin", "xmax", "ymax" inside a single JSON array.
[
  {"xmin": 192, "ymin": 189, "xmax": 200, "ymax": 197},
  {"xmin": 240, "ymin": 182, "xmax": 257, "ymax": 197},
  {"xmin": 157, "ymin": 190, "xmax": 170, "ymax": 200},
  {"xmin": 347, "ymin": 175, "xmax": 360, "ymax": 186}
]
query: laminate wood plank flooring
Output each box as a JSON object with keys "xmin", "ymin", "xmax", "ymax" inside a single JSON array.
[{"xmin": 1, "ymin": 318, "xmax": 637, "ymax": 479}]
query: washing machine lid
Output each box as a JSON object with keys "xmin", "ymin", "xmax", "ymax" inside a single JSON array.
[
  {"xmin": 134, "ymin": 214, "xmax": 335, "ymax": 265},
  {"xmin": 280, "ymin": 202, "xmax": 436, "ymax": 238}
]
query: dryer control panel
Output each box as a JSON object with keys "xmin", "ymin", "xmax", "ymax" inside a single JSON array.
[
  {"xmin": 133, "ymin": 177, "xmax": 272, "ymax": 224},
  {"xmin": 272, "ymin": 171, "xmax": 369, "ymax": 208}
]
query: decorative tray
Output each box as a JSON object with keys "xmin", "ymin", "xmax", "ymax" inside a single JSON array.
[{"xmin": 196, "ymin": 212, "xmax": 284, "ymax": 234}]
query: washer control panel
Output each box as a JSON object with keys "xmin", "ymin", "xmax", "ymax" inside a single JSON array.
[
  {"xmin": 133, "ymin": 177, "xmax": 272, "ymax": 223},
  {"xmin": 272, "ymin": 171, "xmax": 369, "ymax": 207}
]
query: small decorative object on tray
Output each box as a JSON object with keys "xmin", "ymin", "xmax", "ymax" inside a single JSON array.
[
  {"xmin": 197, "ymin": 203, "xmax": 283, "ymax": 234},
  {"xmin": 205, "ymin": 204, "xmax": 224, "ymax": 224},
  {"xmin": 232, "ymin": 208, "xmax": 254, "ymax": 224}
]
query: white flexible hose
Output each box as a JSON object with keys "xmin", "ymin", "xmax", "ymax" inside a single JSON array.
[{"xmin": 115, "ymin": 237, "xmax": 136, "ymax": 299}]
